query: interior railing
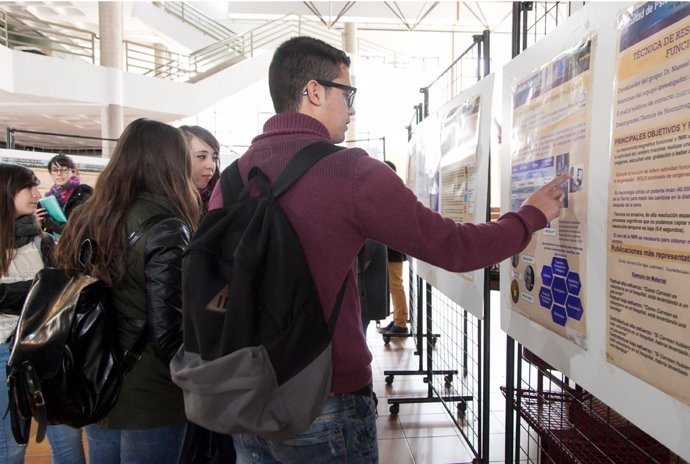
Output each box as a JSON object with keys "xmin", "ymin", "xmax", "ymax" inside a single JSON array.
[
  {"xmin": 1, "ymin": 8, "xmax": 412, "ymax": 83},
  {"xmin": 0, "ymin": 9, "xmax": 96, "ymax": 63},
  {"xmin": 152, "ymin": 1, "xmax": 236, "ymax": 41}
]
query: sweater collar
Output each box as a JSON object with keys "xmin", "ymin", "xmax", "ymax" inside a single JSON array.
[{"xmin": 255, "ymin": 113, "xmax": 331, "ymax": 143}]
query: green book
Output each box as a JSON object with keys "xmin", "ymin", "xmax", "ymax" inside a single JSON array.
[{"xmin": 38, "ymin": 195, "xmax": 67, "ymax": 223}]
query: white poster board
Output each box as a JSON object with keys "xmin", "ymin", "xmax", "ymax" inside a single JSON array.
[
  {"xmin": 416, "ymin": 75, "xmax": 494, "ymax": 318},
  {"xmin": 500, "ymin": 2, "xmax": 690, "ymax": 460}
]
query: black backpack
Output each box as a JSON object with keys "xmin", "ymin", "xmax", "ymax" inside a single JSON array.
[
  {"xmin": 6, "ymin": 215, "xmax": 165, "ymax": 444},
  {"xmin": 171, "ymin": 141, "xmax": 346, "ymax": 441}
]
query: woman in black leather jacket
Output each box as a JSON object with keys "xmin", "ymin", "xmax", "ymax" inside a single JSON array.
[{"xmin": 55, "ymin": 119, "xmax": 200, "ymax": 464}]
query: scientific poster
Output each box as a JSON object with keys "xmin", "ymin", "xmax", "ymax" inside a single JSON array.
[
  {"xmin": 509, "ymin": 39, "xmax": 594, "ymax": 347},
  {"xmin": 415, "ymin": 76, "xmax": 493, "ymax": 318},
  {"xmin": 439, "ymin": 96, "xmax": 480, "ymax": 225},
  {"xmin": 406, "ymin": 115, "xmax": 440, "ymax": 211},
  {"xmin": 606, "ymin": 1, "xmax": 690, "ymax": 405}
]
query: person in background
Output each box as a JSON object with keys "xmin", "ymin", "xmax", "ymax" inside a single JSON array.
[
  {"xmin": 41, "ymin": 154, "xmax": 93, "ymax": 236},
  {"xmin": 178, "ymin": 125, "xmax": 236, "ymax": 463},
  {"xmin": 358, "ymin": 240, "xmax": 389, "ymax": 335},
  {"xmin": 179, "ymin": 126, "xmax": 220, "ymax": 218},
  {"xmin": 55, "ymin": 119, "xmax": 200, "ymax": 464},
  {"xmin": 207, "ymin": 35, "xmax": 567, "ymax": 462},
  {"xmin": 378, "ymin": 160, "xmax": 410, "ymax": 336},
  {"xmin": 0, "ymin": 164, "xmax": 86, "ymax": 464}
]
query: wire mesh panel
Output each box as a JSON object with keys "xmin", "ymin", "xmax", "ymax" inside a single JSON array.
[
  {"xmin": 505, "ymin": 346, "xmax": 683, "ymax": 464},
  {"xmin": 428, "ymin": 286, "xmax": 485, "ymax": 458},
  {"xmin": 422, "ymin": 31, "xmax": 490, "ymax": 118},
  {"xmin": 513, "ymin": 2, "xmax": 584, "ymax": 55}
]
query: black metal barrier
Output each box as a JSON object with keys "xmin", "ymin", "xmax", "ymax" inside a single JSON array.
[
  {"xmin": 4, "ymin": 127, "xmax": 117, "ymax": 157},
  {"xmin": 385, "ymin": 30, "xmax": 492, "ymax": 463}
]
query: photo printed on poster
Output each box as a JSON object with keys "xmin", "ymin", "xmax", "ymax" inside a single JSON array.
[
  {"xmin": 509, "ymin": 39, "xmax": 594, "ymax": 348},
  {"xmin": 607, "ymin": 1, "xmax": 690, "ymax": 405}
]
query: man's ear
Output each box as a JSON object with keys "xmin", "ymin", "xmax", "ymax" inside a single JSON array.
[{"xmin": 303, "ymin": 80, "xmax": 323, "ymax": 107}]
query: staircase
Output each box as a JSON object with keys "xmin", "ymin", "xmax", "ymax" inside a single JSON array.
[{"xmin": 1, "ymin": 3, "xmax": 412, "ymax": 85}]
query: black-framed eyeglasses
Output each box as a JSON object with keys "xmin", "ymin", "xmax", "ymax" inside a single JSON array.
[
  {"xmin": 50, "ymin": 167, "xmax": 70, "ymax": 174},
  {"xmin": 302, "ymin": 79, "xmax": 357, "ymax": 108}
]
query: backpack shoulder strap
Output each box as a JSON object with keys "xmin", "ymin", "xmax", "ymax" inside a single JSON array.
[
  {"xmin": 273, "ymin": 142, "xmax": 345, "ymax": 198},
  {"xmin": 219, "ymin": 160, "xmax": 243, "ymax": 206},
  {"xmin": 127, "ymin": 213, "xmax": 170, "ymax": 247}
]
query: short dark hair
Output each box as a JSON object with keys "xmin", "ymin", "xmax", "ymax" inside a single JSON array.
[
  {"xmin": 269, "ymin": 36, "xmax": 351, "ymax": 113},
  {"xmin": 384, "ymin": 160, "xmax": 397, "ymax": 172},
  {"xmin": 47, "ymin": 154, "xmax": 76, "ymax": 172}
]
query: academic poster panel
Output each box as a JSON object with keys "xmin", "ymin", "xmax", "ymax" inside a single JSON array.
[
  {"xmin": 508, "ymin": 38, "xmax": 594, "ymax": 348},
  {"xmin": 416, "ymin": 75, "xmax": 494, "ymax": 318},
  {"xmin": 606, "ymin": 1, "xmax": 690, "ymax": 405},
  {"xmin": 406, "ymin": 115, "xmax": 440, "ymax": 210},
  {"xmin": 0, "ymin": 149, "xmax": 108, "ymax": 195}
]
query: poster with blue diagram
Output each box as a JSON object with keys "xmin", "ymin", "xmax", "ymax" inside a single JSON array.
[{"xmin": 507, "ymin": 39, "xmax": 593, "ymax": 348}]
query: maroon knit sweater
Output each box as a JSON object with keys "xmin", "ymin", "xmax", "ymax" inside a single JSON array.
[{"xmin": 209, "ymin": 113, "xmax": 546, "ymax": 393}]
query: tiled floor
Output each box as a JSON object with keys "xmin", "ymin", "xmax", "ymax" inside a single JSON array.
[
  {"xmin": 369, "ymin": 290, "xmax": 510, "ymax": 464},
  {"xmin": 26, "ymin": 291, "xmax": 511, "ymax": 464}
]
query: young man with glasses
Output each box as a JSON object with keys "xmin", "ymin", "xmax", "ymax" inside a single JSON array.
[{"xmin": 208, "ymin": 36, "xmax": 567, "ymax": 463}]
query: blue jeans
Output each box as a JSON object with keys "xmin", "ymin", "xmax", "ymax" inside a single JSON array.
[
  {"xmin": 46, "ymin": 425, "xmax": 85, "ymax": 464},
  {"xmin": 234, "ymin": 393, "xmax": 378, "ymax": 464},
  {"xmin": 85, "ymin": 423, "xmax": 186, "ymax": 464},
  {"xmin": 0, "ymin": 343, "xmax": 24, "ymax": 464}
]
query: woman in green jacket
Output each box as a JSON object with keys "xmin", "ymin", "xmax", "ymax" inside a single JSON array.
[{"xmin": 56, "ymin": 119, "xmax": 200, "ymax": 464}]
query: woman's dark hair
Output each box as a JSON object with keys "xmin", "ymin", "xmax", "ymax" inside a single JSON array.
[
  {"xmin": 179, "ymin": 125, "xmax": 220, "ymax": 191},
  {"xmin": 47, "ymin": 154, "xmax": 76, "ymax": 172},
  {"xmin": 0, "ymin": 164, "xmax": 39, "ymax": 274},
  {"xmin": 56, "ymin": 118, "xmax": 200, "ymax": 286},
  {"xmin": 384, "ymin": 160, "xmax": 397, "ymax": 172},
  {"xmin": 269, "ymin": 36, "xmax": 351, "ymax": 113}
]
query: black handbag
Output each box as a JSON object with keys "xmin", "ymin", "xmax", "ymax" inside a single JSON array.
[{"xmin": 6, "ymin": 214, "xmax": 166, "ymax": 444}]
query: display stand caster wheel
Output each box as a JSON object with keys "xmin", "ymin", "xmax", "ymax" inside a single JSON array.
[
  {"xmin": 389, "ymin": 403, "xmax": 400, "ymax": 415},
  {"xmin": 444, "ymin": 374, "xmax": 454, "ymax": 385},
  {"xmin": 383, "ymin": 335, "xmax": 391, "ymax": 344},
  {"xmin": 385, "ymin": 375, "xmax": 394, "ymax": 385},
  {"xmin": 457, "ymin": 401, "xmax": 467, "ymax": 414},
  {"xmin": 429, "ymin": 336, "xmax": 437, "ymax": 347}
]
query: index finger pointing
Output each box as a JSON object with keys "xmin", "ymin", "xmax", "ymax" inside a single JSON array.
[{"xmin": 545, "ymin": 174, "xmax": 570, "ymax": 188}]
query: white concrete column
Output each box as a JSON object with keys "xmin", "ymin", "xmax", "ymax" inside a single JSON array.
[
  {"xmin": 154, "ymin": 43, "xmax": 169, "ymax": 78},
  {"xmin": 99, "ymin": 1, "xmax": 124, "ymax": 155},
  {"xmin": 342, "ymin": 22, "xmax": 357, "ymax": 145}
]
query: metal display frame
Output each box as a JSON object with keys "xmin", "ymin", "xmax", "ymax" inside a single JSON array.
[{"xmin": 385, "ymin": 30, "xmax": 494, "ymax": 464}]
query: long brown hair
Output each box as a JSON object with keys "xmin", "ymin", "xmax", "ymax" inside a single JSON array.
[
  {"xmin": 55, "ymin": 118, "xmax": 200, "ymax": 286},
  {"xmin": 0, "ymin": 164, "xmax": 40, "ymax": 275}
]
